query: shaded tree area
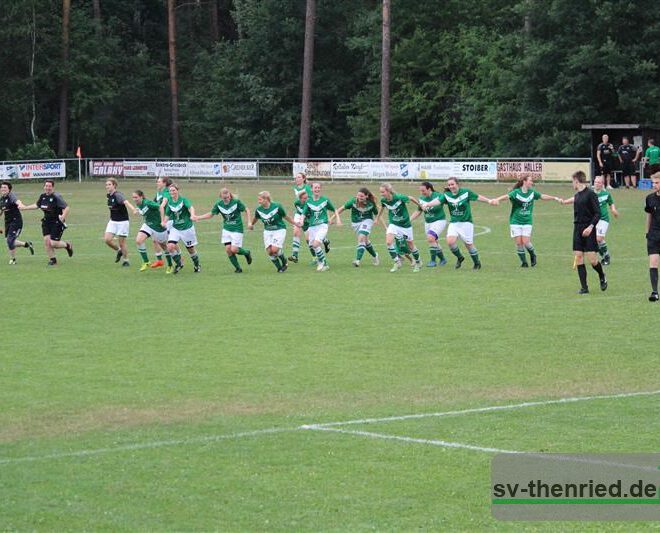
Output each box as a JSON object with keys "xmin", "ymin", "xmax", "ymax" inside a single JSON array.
[{"xmin": 1, "ymin": 0, "xmax": 659, "ymax": 159}]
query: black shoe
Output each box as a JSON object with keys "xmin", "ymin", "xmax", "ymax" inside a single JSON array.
[
  {"xmin": 324, "ymin": 239, "xmax": 330, "ymax": 253},
  {"xmin": 26, "ymin": 241, "xmax": 34, "ymax": 255},
  {"xmin": 600, "ymin": 277, "xmax": 608, "ymax": 291},
  {"xmin": 115, "ymin": 250, "xmax": 122, "ymax": 263},
  {"xmin": 455, "ymin": 256, "xmax": 465, "ymax": 269},
  {"xmin": 66, "ymin": 242, "xmax": 73, "ymax": 257},
  {"xmin": 649, "ymin": 292, "xmax": 659, "ymax": 302},
  {"xmin": 194, "ymin": 264, "xmax": 201, "ymax": 273},
  {"xmin": 602, "ymin": 255, "xmax": 610, "ymax": 266},
  {"xmin": 577, "ymin": 287, "xmax": 589, "ymax": 295},
  {"xmin": 530, "ymin": 255, "xmax": 537, "ymax": 267},
  {"xmin": 521, "ymin": 262, "xmax": 529, "ymax": 268},
  {"xmin": 173, "ymin": 263, "xmax": 184, "ymax": 274},
  {"xmin": 47, "ymin": 258, "xmax": 57, "ymax": 267},
  {"xmin": 279, "ymin": 262, "xmax": 288, "ymax": 273},
  {"xmin": 472, "ymin": 262, "xmax": 481, "ymax": 270},
  {"xmin": 122, "ymin": 260, "xmax": 130, "ymax": 267},
  {"xmin": 288, "ymin": 255, "xmax": 298, "ymax": 263},
  {"xmin": 245, "ymin": 251, "xmax": 252, "ymax": 265},
  {"xmin": 234, "ymin": 267, "xmax": 243, "ymax": 273}
]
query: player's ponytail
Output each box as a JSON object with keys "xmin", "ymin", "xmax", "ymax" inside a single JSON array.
[{"xmin": 359, "ymin": 187, "xmax": 376, "ymax": 205}]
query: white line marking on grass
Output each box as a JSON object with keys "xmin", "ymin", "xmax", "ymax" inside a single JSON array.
[
  {"xmin": 0, "ymin": 427, "xmax": 296, "ymax": 466},
  {"xmin": 302, "ymin": 389, "xmax": 660, "ymax": 429}
]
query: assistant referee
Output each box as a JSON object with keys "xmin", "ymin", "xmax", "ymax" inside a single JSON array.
[{"xmin": 645, "ymin": 173, "xmax": 660, "ymax": 302}]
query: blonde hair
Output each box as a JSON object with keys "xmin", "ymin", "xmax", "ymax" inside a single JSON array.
[
  {"xmin": 380, "ymin": 182, "xmax": 393, "ymax": 193},
  {"xmin": 258, "ymin": 191, "xmax": 271, "ymax": 201},
  {"xmin": 106, "ymin": 178, "xmax": 118, "ymax": 188}
]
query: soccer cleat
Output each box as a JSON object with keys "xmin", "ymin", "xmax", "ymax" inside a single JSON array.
[
  {"xmin": 122, "ymin": 260, "xmax": 130, "ymax": 267},
  {"xmin": 530, "ymin": 255, "xmax": 537, "ymax": 267},
  {"xmin": 9, "ymin": 258, "xmax": 16, "ymax": 265},
  {"xmin": 288, "ymin": 255, "xmax": 298, "ymax": 263},
  {"xmin": 577, "ymin": 287, "xmax": 589, "ymax": 295},
  {"xmin": 278, "ymin": 262, "xmax": 288, "ymax": 273},
  {"xmin": 439, "ymin": 257, "xmax": 447, "ymax": 266},
  {"xmin": 245, "ymin": 251, "xmax": 253, "ymax": 265},
  {"xmin": 26, "ymin": 241, "xmax": 34, "ymax": 255},
  {"xmin": 234, "ymin": 267, "xmax": 243, "ymax": 274},
  {"xmin": 649, "ymin": 292, "xmax": 659, "ymax": 302},
  {"xmin": 165, "ymin": 266, "xmax": 173, "ymax": 274},
  {"xmin": 65, "ymin": 242, "xmax": 73, "ymax": 257},
  {"xmin": 352, "ymin": 259, "xmax": 360, "ymax": 267},
  {"xmin": 47, "ymin": 258, "xmax": 57, "ymax": 267},
  {"xmin": 455, "ymin": 256, "xmax": 465, "ymax": 269},
  {"xmin": 372, "ymin": 253, "xmax": 380, "ymax": 266},
  {"xmin": 194, "ymin": 264, "xmax": 201, "ymax": 273},
  {"xmin": 324, "ymin": 239, "xmax": 330, "ymax": 253},
  {"xmin": 115, "ymin": 250, "xmax": 123, "ymax": 263},
  {"xmin": 600, "ymin": 277, "xmax": 608, "ymax": 291},
  {"xmin": 316, "ymin": 261, "xmax": 327, "ymax": 272},
  {"xmin": 413, "ymin": 260, "xmax": 422, "ymax": 272},
  {"xmin": 427, "ymin": 260, "xmax": 437, "ymax": 267},
  {"xmin": 602, "ymin": 254, "xmax": 610, "ymax": 266},
  {"xmin": 150, "ymin": 259, "xmax": 164, "ymax": 268},
  {"xmin": 319, "ymin": 264, "xmax": 330, "ymax": 272},
  {"xmin": 390, "ymin": 259, "xmax": 402, "ymax": 273},
  {"xmin": 139, "ymin": 262, "xmax": 150, "ymax": 272},
  {"xmin": 473, "ymin": 262, "xmax": 482, "ymax": 271},
  {"xmin": 173, "ymin": 263, "xmax": 184, "ymax": 274},
  {"xmin": 521, "ymin": 262, "xmax": 529, "ymax": 268}
]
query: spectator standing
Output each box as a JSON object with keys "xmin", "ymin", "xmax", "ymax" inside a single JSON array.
[{"xmin": 617, "ymin": 136, "xmax": 641, "ymax": 189}]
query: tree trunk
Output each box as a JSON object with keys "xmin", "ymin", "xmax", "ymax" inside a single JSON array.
[
  {"xmin": 57, "ymin": 0, "xmax": 71, "ymax": 156},
  {"xmin": 209, "ymin": 0, "xmax": 219, "ymax": 41},
  {"xmin": 297, "ymin": 0, "xmax": 316, "ymax": 159},
  {"xmin": 92, "ymin": 0, "xmax": 101, "ymax": 25},
  {"xmin": 167, "ymin": 0, "xmax": 181, "ymax": 157},
  {"xmin": 380, "ymin": 0, "xmax": 391, "ymax": 159},
  {"xmin": 30, "ymin": 0, "xmax": 37, "ymax": 144}
]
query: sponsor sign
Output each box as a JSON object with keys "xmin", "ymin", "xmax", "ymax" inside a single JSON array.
[
  {"xmin": 155, "ymin": 160, "xmax": 189, "ymax": 178},
  {"xmin": 221, "ymin": 161, "xmax": 257, "ymax": 177},
  {"xmin": 293, "ymin": 161, "xmax": 332, "ymax": 180},
  {"xmin": 91, "ymin": 161, "xmax": 124, "ymax": 177},
  {"xmin": 188, "ymin": 162, "xmax": 223, "ymax": 178},
  {"xmin": 0, "ymin": 165, "xmax": 19, "ymax": 180},
  {"xmin": 419, "ymin": 161, "xmax": 497, "ymax": 181},
  {"xmin": 15, "ymin": 161, "xmax": 66, "ymax": 179},
  {"xmin": 331, "ymin": 161, "xmax": 371, "ymax": 180},
  {"xmin": 542, "ymin": 161, "xmax": 591, "ymax": 182},
  {"xmin": 123, "ymin": 161, "xmax": 157, "ymax": 177},
  {"xmin": 497, "ymin": 161, "xmax": 543, "ymax": 182},
  {"xmin": 369, "ymin": 162, "xmax": 419, "ymax": 180}
]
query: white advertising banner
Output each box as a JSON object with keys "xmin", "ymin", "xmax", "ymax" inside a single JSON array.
[
  {"xmin": 221, "ymin": 161, "xmax": 258, "ymax": 177},
  {"xmin": 123, "ymin": 161, "xmax": 157, "ymax": 177},
  {"xmin": 188, "ymin": 162, "xmax": 223, "ymax": 178},
  {"xmin": 293, "ymin": 161, "xmax": 332, "ymax": 180},
  {"xmin": 91, "ymin": 161, "xmax": 124, "ymax": 177},
  {"xmin": 331, "ymin": 161, "xmax": 371, "ymax": 180},
  {"xmin": 419, "ymin": 161, "xmax": 496, "ymax": 181},
  {"xmin": 13, "ymin": 161, "xmax": 66, "ymax": 179},
  {"xmin": 155, "ymin": 161, "xmax": 189, "ymax": 178},
  {"xmin": 369, "ymin": 162, "xmax": 419, "ymax": 180}
]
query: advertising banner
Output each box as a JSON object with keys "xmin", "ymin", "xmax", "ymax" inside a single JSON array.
[
  {"xmin": 542, "ymin": 161, "xmax": 591, "ymax": 182},
  {"xmin": 497, "ymin": 161, "xmax": 543, "ymax": 182},
  {"xmin": 293, "ymin": 161, "xmax": 332, "ymax": 180},
  {"xmin": 331, "ymin": 161, "xmax": 371, "ymax": 180},
  {"xmin": 188, "ymin": 162, "xmax": 223, "ymax": 178},
  {"xmin": 155, "ymin": 161, "xmax": 189, "ymax": 178},
  {"xmin": 123, "ymin": 161, "xmax": 157, "ymax": 177},
  {"xmin": 368, "ymin": 161, "xmax": 419, "ymax": 180},
  {"xmin": 15, "ymin": 161, "xmax": 66, "ymax": 179},
  {"xmin": 91, "ymin": 161, "xmax": 124, "ymax": 177},
  {"xmin": 221, "ymin": 161, "xmax": 258, "ymax": 177},
  {"xmin": 418, "ymin": 161, "xmax": 496, "ymax": 181}
]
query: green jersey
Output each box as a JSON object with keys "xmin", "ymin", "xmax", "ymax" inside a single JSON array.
[
  {"xmin": 381, "ymin": 193, "xmax": 412, "ymax": 228},
  {"xmin": 303, "ymin": 196, "xmax": 335, "ymax": 226},
  {"xmin": 211, "ymin": 197, "xmax": 246, "ymax": 232},
  {"xmin": 343, "ymin": 197, "xmax": 378, "ymax": 224},
  {"xmin": 255, "ymin": 202, "xmax": 287, "ymax": 230},
  {"xmin": 294, "ymin": 198, "xmax": 309, "ymax": 231},
  {"xmin": 294, "ymin": 184, "xmax": 312, "ymax": 200},
  {"xmin": 646, "ymin": 145, "xmax": 660, "ymax": 165},
  {"xmin": 596, "ymin": 189, "xmax": 614, "ymax": 222},
  {"xmin": 442, "ymin": 188, "xmax": 479, "ymax": 223},
  {"xmin": 165, "ymin": 196, "xmax": 194, "ymax": 230},
  {"xmin": 508, "ymin": 187, "xmax": 542, "ymax": 225},
  {"xmin": 137, "ymin": 198, "xmax": 166, "ymax": 232},
  {"xmin": 419, "ymin": 192, "xmax": 446, "ymax": 223},
  {"xmin": 155, "ymin": 188, "xmax": 172, "ymax": 205}
]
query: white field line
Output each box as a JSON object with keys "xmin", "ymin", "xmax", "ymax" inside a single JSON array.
[
  {"xmin": 301, "ymin": 389, "xmax": 660, "ymax": 429},
  {"xmin": 0, "ymin": 427, "xmax": 295, "ymax": 466}
]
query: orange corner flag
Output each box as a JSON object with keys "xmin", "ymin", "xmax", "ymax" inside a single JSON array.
[{"xmin": 76, "ymin": 146, "xmax": 82, "ymax": 158}]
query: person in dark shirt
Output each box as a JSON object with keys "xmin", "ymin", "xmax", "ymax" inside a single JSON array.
[
  {"xmin": 0, "ymin": 181, "xmax": 34, "ymax": 264},
  {"xmin": 104, "ymin": 178, "xmax": 134, "ymax": 267},
  {"xmin": 596, "ymin": 134, "xmax": 615, "ymax": 190},
  {"xmin": 644, "ymin": 172, "xmax": 660, "ymax": 301},
  {"xmin": 617, "ymin": 136, "xmax": 641, "ymax": 189},
  {"xmin": 21, "ymin": 179, "xmax": 73, "ymax": 266},
  {"xmin": 560, "ymin": 171, "xmax": 607, "ymax": 294}
]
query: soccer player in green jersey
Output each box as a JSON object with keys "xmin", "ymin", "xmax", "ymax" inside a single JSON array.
[
  {"xmin": 373, "ymin": 182, "xmax": 423, "ymax": 272},
  {"xmin": 302, "ymin": 182, "xmax": 336, "ymax": 272},
  {"xmin": 421, "ymin": 177, "xmax": 495, "ymax": 270},
  {"xmin": 194, "ymin": 188, "xmax": 253, "ymax": 273},
  {"xmin": 131, "ymin": 190, "xmax": 171, "ymax": 272},
  {"xmin": 161, "ymin": 184, "xmax": 201, "ymax": 274},
  {"xmin": 592, "ymin": 175, "xmax": 619, "ymax": 265},
  {"xmin": 410, "ymin": 181, "xmax": 448, "ymax": 267},
  {"xmin": 293, "ymin": 172, "xmax": 312, "ymax": 200},
  {"xmin": 248, "ymin": 191, "xmax": 300, "ymax": 272},
  {"xmin": 491, "ymin": 175, "xmax": 560, "ymax": 267},
  {"xmin": 334, "ymin": 187, "xmax": 380, "ymax": 267},
  {"xmin": 291, "ymin": 172, "xmax": 329, "ymax": 257},
  {"xmin": 151, "ymin": 177, "xmax": 173, "ymax": 269}
]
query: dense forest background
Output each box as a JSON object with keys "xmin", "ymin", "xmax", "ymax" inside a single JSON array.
[{"xmin": 1, "ymin": 0, "xmax": 659, "ymax": 160}]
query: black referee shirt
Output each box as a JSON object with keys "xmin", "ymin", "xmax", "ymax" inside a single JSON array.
[
  {"xmin": 573, "ymin": 187, "xmax": 600, "ymax": 226},
  {"xmin": 37, "ymin": 193, "xmax": 67, "ymax": 221},
  {"xmin": 1, "ymin": 192, "xmax": 22, "ymax": 224},
  {"xmin": 598, "ymin": 142, "xmax": 615, "ymax": 162},
  {"xmin": 618, "ymin": 144, "xmax": 637, "ymax": 162},
  {"xmin": 645, "ymin": 192, "xmax": 660, "ymax": 236}
]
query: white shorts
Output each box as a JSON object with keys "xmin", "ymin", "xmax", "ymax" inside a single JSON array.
[
  {"xmin": 221, "ymin": 229, "xmax": 244, "ymax": 248},
  {"xmin": 293, "ymin": 213, "xmax": 305, "ymax": 226},
  {"xmin": 166, "ymin": 219, "xmax": 174, "ymax": 231},
  {"xmin": 307, "ymin": 224, "xmax": 328, "ymax": 244},
  {"xmin": 596, "ymin": 220, "xmax": 609, "ymax": 237},
  {"xmin": 105, "ymin": 220, "xmax": 129, "ymax": 237},
  {"xmin": 386, "ymin": 224, "xmax": 413, "ymax": 241},
  {"xmin": 509, "ymin": 224, "xmax": 533, "ymax": 238},
  {"xmin": 352, "ymin": 219, "xmax": 374, "ymax": 236},
  {"xmin": 169, "ymin": 226, "xmax": 198, "ymax": 248},
  {"xmin": 139, "ymin": 223, "xmax": 168, "ymax": 243},
  {"xmin": 424, "ymin": 220, "xmax": 448, "ymax": 239},
  {"xmin": 263, "ymin": 229, "xmax": 286, "ymax": 249},
  {"xmin": 447, "ymin": 222, "xmax": 474, "ymax": 243}
]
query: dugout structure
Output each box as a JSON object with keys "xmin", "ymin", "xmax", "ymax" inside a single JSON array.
[{"xmin": 582, "ymin": 123, "xmax": 660, "ymax": 184}]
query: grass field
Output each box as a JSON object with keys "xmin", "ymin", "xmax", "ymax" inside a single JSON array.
[{"xmin": 1, "ymin": 179, "xmax": 658, "ymax": 531}]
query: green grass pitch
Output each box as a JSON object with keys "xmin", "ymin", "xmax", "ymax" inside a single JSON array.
[{"xmin": 1, "ymin": 179, "xmax": 658, "ymax": 530}]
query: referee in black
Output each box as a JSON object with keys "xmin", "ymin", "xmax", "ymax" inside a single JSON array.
[
  {"xmin": 0, "ymin": 181, "xmax": 34, "ymax": 264},
  {"xmin": 563, "ymin": 170, "xmax": 608, "ymax": 294},
  {"xmin": 645, "ymin": 172, "xmax": 660, "ymax": 301}
]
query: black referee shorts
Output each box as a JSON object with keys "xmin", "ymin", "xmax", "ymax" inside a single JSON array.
[
  {"xmin": 41, "ymin": 219, "xmax": 65, "ymax": 241},
  {"xmin": 600, "ymin": 161, "xmax": 614, "ymax": 175},
  {"xmin": 5, "ymin": 221, "xmax": 23, "ymax": 249},
  {"xmin": 621, "ymin": 161, "xmax": 636, "ymax": 176},
  {"xmin": 573, "ymin": 224, "xmax": 598, "ymax": 253},
  {"xmin": 647, "ymin": 233, "xmax": 660, "ymax": 255}
]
